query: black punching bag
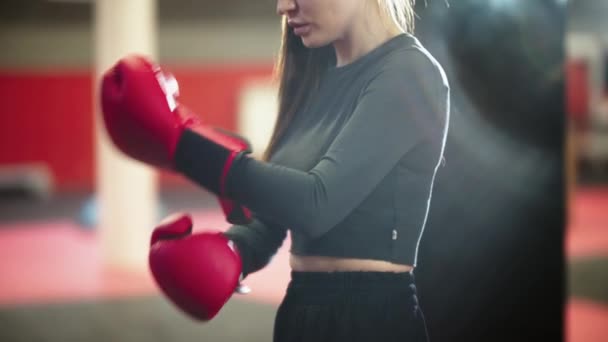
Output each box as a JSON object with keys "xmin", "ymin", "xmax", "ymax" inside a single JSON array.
[
  {"xmin": 443, "ymin": 0, "xmax": 564, "ymax": 148},
  {"xmin": 413, "ymin": 1, "xmax": 565, "ymax": 341}
]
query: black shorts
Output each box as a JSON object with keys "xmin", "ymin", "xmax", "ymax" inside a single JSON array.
[{"xmin": 273, "ymin": 271, "xmax": 429, "ymax": 342}]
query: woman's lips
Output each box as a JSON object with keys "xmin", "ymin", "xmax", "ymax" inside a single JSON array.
[{"xmin": 289, "ymin": 22, "xmax": 311, "ymax": 36}]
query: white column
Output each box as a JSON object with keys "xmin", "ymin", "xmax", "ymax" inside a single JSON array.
[
  {"xmin": 93, "ymin": 0, "xmax": 158, "ymax": 270},
  {"xmin": 237, "ymin": 80, "xmax": 279, "ymax": 159}
]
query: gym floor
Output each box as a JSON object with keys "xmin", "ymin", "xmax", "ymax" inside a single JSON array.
[{"xmin": 0, "ymin": 187, "xmax": 606, "ymax": 342}]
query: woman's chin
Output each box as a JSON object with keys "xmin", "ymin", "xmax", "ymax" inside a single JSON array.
[{"xmin": 300, "ymin": 35, "xmax": 327, "ymax": 49}]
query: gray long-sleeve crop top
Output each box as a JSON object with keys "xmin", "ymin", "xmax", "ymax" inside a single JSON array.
[{"xmin": 222, "ymin": 33, "xmax": 450, "ymax": 277}]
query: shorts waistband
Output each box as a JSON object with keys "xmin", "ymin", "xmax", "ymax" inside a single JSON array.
[
  {"xmin": 283, "ymin": 271, "xmax": 419, "ymax": 306},
  {"xmin": 288, "ymin": 271, "xmax": 416, "ymax": 292}
]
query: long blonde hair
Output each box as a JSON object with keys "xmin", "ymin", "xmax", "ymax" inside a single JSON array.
[{"xmin": 263, "ymin": 0, "xmax": 416, "ymax": 161}]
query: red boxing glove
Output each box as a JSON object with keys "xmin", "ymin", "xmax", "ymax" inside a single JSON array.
[
  {"xmin": 100, "ymin": 55, "xmax": 251, "ymax": 224},
  {"xmin": 149, "ymin": 213, "xmax": 244, "ymax": 321}
]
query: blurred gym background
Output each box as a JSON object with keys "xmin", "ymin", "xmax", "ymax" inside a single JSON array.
[{"xmin": 0, "ymin": 0, "xmax": 604, "ymax": 341}]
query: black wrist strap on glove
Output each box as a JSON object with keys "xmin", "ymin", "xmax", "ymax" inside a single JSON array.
[{"xmin": 175, "ymin": 129, "xmax": 231, "ymax": 195}]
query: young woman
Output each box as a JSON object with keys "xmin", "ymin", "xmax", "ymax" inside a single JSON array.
[
  {"xmin": 223, "ymin": 1, "xmax": 450, "ymax": 340},
  {"xmin": 100, "ymin": 0, "xmax": 449, "ymax": 341}
]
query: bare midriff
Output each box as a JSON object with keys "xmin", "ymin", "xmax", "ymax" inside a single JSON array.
[{"xmin": 290, "ymin": 255, "xmax": 414, "ymax": 273}]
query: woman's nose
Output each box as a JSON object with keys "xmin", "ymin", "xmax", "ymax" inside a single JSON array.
[{"xmin": 276, "ymin": 0, "xmax": 297, "ymax": 16}]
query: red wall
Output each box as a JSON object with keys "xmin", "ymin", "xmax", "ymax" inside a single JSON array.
[
  {"xmin": 566, "ymin": 60, "xmax": 590, "ymax": 123},
  {"xmin": 0, "ymin": 64, "xmax": 274, "ymax": 191}
]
